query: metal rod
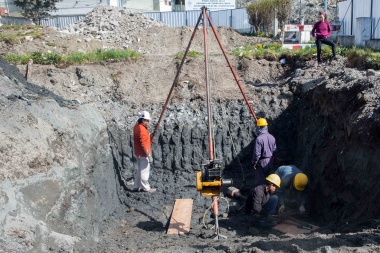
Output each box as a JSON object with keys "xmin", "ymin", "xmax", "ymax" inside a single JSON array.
[
  {"xmin": 202, "ymin": 7, "xmax": 214, "ymax": 161},
  {"xmin": 204, "ymin": 11, "xmax": 258, "ymax": 122},
  {"xmin": 370, "ymin": 0, "xmax": 373, "ymax": 39},
  {"xmin": 351, "ymin": 0, "xmax": 353, "ymax": 35},
  {"xmin": 150, "ymin": 11, "xmax": 203, "ymax": 143},
  {"xmin": 299, "ymin": 0, "xmax": 302, "ymax": 24},
  {"xmin": 212, "ymin": 196, "xmax": 219, "ymax": 236}
]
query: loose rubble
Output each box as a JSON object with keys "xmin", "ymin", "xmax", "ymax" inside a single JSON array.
[{"xmin": 60, "ymin": 6, "xmax": 167, "ymax": 47}]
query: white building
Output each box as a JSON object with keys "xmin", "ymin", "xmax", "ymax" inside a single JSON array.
[
  {"xmin": 337, "ymin": 0, "xmax": 380, "ymax": 48},
  {"xmin": 122, "ymin": 0, "xmax": 171, "ymax": 12},
  {"xmin": 0, "ymin": 0, "xmax": 173, "ymax": 16}
]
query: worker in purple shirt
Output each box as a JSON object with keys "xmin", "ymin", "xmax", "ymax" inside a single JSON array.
[
  {"xmin": 251, "ymin": 118, "xmax": 276, "ymax": 187},
  {"xmin": 310, "ymin": 10, "xmax": 336, "ymax": 65}
]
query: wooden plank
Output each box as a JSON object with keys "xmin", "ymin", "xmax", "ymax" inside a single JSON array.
[
  {"xmin": 167, "ymin": 199, "xmax": 193, "ymax": 235},
  {"xmin": 274, "ymin": 218, "xmax": 319, "ymax": 235}
]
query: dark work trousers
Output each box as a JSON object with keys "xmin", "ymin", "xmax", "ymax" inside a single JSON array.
[
  {"xmin": 253, "ymin": 158, "xmax": 273, "ymax": 187},
  {"xmin": 315, "ymin": 37, "xmax": 336, "ymax": 62},
  {"xmin": 244, "ymin": 193, "xmax": 278, "ymax": 215}
]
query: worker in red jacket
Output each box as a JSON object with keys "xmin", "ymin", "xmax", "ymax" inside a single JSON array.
[
  {"xmin": 133, "ymin": 111, "xmax": 156, "ymax": 193},
  {"xmin": 311, "ymin": 10, "xmax": 336, "ymax": 65}
]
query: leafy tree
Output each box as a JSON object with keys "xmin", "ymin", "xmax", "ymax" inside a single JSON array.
[
  {"xmin": 275, "ymin": 0, "xmax": 291, "ymax": 28},
  {"xmin": 246, "ymin": 0, "xmax": 275, "ymax": 36},
  {"xmin": 246, "ymin": 0, "xmax": 290, "ymax": 37},
  {"xmin": 14, "ymin": 0, "xmax": 61, "ymax": 25},
  {"xmin": 246, "ymin": 2, "xmax": 263, "ymax": 35},
  {"xmin": 275, "ymin": 0, "xmax": 291, "ymax": 38},
  {"xmin": 261, "ymin": 0, "xmax": 275, "ymax": 34}
]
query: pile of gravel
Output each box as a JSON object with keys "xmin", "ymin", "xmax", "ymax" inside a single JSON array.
[{"xmin": 60, "ymin": 5, "xmax": 166, "ymax": 44}]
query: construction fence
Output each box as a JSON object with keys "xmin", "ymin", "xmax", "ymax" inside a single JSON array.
[
  {"xmin": 0, "ymin": 16, "xmax": 32, "ymax": 26},
  {"xmin": 1, "ymin": 8, "xmax": 251, "ymax": 33}
]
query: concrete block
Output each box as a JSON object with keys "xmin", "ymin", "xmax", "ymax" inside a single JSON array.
[
  {"xmin": 337, "ymin": 35, "xmax": 355, "ymax": 47},
  {"xmin": 355, "ymin": 17, "xmax": 373, "ymax": 46},
  {"xmin": 365, "ymin": 39, "xmax": 380, "ymax": 50}
]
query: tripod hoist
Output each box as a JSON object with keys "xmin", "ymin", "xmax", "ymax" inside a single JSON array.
[{"xmin": 150, "ymin": 6, "xmax": 258, "ymax": 239}]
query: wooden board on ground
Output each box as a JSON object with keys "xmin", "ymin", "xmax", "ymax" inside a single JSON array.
[
  {"xmin": 167, "ymin": 199, "xmax": 193, "ymax": 235},
  {"xmin": 274, "ymin": 218, "xmax": 319, "ymax": 235}
]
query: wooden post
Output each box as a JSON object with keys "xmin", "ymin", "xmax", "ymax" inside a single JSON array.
[{"xmin": 25, "ymin": 59, "xmax": 33, "ymax": 81}]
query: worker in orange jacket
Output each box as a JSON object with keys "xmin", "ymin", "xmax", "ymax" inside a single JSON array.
[{"xmin": 133, "ymin": 111, "xmax": 156, "ymax": 193}]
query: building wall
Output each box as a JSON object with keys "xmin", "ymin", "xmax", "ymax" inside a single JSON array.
[
  {"xmin": 1, "ymin": 0, "xmax": 104, "ymax": 15},
  {"xmin": 0, "ymin": 0, "xmax": 19, "ymax": 14},
  {"xmin": 338, "ymin": 0, "xmax": 380, "ymax": 40},
  {"xmin": 122, "ymin": 0, "xmax": 154, "ymax": 11},
  {"xmin": 159, "ymin": 0, "xmax": 172, "ymax": 12}
]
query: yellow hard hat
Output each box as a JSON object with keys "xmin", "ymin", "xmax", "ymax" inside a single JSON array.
[
  {"xmin": 266, "ymin": 174, "xmax": 281, "ymax": 188},
  {"xmin": 257, "ymin": 118, "xmax": 268, "ymax": 127},
  {"xmin": 294, "ymin": 173, "xmax": 308, "ymax": 191}
]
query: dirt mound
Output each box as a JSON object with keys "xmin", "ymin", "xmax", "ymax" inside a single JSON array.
[{"xmin": 60, "ymin": 5, "xmax": 167, "ymax": 45}]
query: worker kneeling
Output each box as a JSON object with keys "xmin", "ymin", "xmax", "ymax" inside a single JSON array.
[
  {"xmin": 274, "ymin": 165, "xmax": 308, "ymax": 214},
  {"xmin": 245, "ymin": 174, "xmax": 281, "ymax": 228}
]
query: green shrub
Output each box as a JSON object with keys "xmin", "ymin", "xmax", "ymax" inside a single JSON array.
[
  {"xmin": 233, "ymin": 42, "xmax": 379, "ymax": 69},
  {"xmin": 2, "ymin": 54, "xmax": 30, "ymax": 64},
  {"xmin": 2, "ymin": 49, "xmax": 142, "ymax": 66},
  {"xmin": 347, "ymin": 48, "xmax": 380, "ymax": 70},
  {"xmin": 336, "ymin": 46, "xmax": 350, "ymax": 57}
]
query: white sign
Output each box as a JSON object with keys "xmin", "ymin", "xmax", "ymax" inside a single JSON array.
[
  {"xmin": 284, "ymin": 24, "xmax": 313, "ymax": 32},
  {"xmin": 185, "ymin": 0, "xmax": 236, "ymax": 11}
]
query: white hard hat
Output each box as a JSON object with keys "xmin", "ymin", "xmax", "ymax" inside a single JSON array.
[{"xmin": 138, "ymin": 111, "xmax": 151, "ymax": 120}]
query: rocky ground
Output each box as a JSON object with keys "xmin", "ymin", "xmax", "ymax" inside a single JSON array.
[{"xmin": 1, "ymin": 5, "xmax": 380, "ymax": 253}]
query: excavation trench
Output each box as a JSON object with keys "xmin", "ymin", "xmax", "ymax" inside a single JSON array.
[
  {"xmin": 106, "ymin": 69, "xmax": 380, "ymax": 241},
  {"xmin": 1, "ymin": 54, "xmax": 380, "ymax": 252},
  {"xmin": 2, "ymin": 6, "xmax": 380, "ymax": 251}
]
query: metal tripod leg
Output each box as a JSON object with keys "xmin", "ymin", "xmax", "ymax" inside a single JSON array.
[{"xmin": 211, "ymin": 197, "xmax": 227, "ymax": 240}]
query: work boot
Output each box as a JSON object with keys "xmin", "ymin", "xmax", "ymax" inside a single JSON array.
[{"xmin": 139, "ymin": 188, "xmax": 156, "ymax": 193}]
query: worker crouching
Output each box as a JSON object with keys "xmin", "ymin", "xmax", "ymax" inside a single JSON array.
[{"xmin": 245, "ymin": 174, "xmax": 281, "ymax": 228}]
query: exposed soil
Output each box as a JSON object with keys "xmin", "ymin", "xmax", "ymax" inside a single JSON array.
[{"xmin": 1, "ymin": 5, "xmax": 380, "ymax": 253}]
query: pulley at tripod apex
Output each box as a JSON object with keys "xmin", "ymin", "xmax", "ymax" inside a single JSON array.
[{"xmin": 196, "ymin": 159, "xmax": 232, "ymax": 197}]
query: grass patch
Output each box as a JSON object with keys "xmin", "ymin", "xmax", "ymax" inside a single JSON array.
[
  {"xmin": 175, "ymin": 50, "xmax": 203, "ymax": 60},
  {"xmin": 0, "ymin": 24, "xmax": 36, "ymax": 31},
  {"xmin": 1, "ymin": 34, "xmax": 21, "ymax": 45},
  {"xmin": 0, "ymin": 25, "xmax": 45, "ymax": 44},
  {"xmin": 233, "ymin": 42, "xmax": 379, "ymax": 70},
  {"xmin": 347, "ymin": 48, "xmax": 380, "ymax": 70},
  {"xmin": 2, "ymin": 49, "xmax": 143, "ymax": 66},
  {"xmin": 45, "ymin": 41, "xmax": 57, "ymax": 47}
]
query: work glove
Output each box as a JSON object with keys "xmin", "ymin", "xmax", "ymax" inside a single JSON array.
[
  {"xmin": 278, "ymin": 204, "xmax": 285, "ymax": 214},
  {"xmin": 148, "ymin": 156, "xmax": 153, "ymax": 163},
  {"xmin": 299, "ymin": 205, "xmax": 306, "ymax": 214}
]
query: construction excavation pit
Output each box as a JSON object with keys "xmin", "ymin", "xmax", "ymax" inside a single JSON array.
[{"xmin": 1, "ymin": 5, "xmax": 380, "ymax": 253}]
